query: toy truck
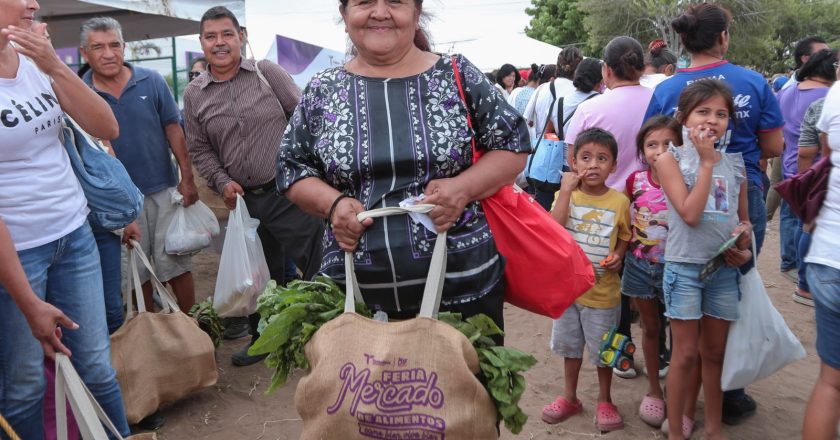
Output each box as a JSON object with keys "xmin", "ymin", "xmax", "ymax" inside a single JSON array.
[{"xmin": 599, "ymin": 327, "xmax": 636, "ymax": 371}]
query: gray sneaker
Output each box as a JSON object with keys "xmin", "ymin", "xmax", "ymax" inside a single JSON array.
[{"xmin": 222, "ymin": 317, "xmax": 250, "ymax": 340}]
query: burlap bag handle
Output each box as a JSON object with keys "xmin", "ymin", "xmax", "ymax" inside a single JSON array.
[
  {"xmin": 55, "ymin": 354, "xmax": 125, "ymax": 440},
  {"xmin": 343, "ymin": 204, "xmax": 446, "ymax": 318},
  {"xmin": 126, "ymin": 240, "xmax": 181, "ymax": 318}
]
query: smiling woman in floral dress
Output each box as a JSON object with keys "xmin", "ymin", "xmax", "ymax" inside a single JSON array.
[{"xmin": 277, "ymin": 0, "xmax": 529, "ymax": 328}]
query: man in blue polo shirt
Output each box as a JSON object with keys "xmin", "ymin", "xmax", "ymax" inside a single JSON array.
[{"xmin": 80, "ymin": 18, "xmax": 198, "ymax": 429}]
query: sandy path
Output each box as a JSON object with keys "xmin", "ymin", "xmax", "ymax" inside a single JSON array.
[{"xmin": 151, "ymin": 214, "xmax": 821, "ymax": 440}]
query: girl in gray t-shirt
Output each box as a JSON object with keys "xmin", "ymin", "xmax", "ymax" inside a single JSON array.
[{"xmin": 651, "ymin": 80, "xmax": 753, "ymax": 438}]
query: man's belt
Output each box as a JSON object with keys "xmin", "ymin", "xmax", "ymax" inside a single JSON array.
[{"xmin": 243, "ymin": 179, "xmax": 276, "ymax": 195}]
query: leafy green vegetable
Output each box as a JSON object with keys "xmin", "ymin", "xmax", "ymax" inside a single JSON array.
[
  {"xmin": 189, "ymin": 298, "xmax": 224, "ymax": 348},
  {"xmin": 248, "ymin": 277, "xmax": 372, "ymax": 393},
  {"xmin": 438, "ymin": 312, "xmax": 537, "ymax": 434},
  {"xmin": 250, "ymin": 280, "xmax": 537, "ymax": 434}
]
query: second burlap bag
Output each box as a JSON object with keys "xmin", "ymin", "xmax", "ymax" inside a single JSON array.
[
  {"xmin": 295, "ymin": 206, "xmax": 498, "ymax": 440},
  {"xmin": 110, "ymin": 243, "xmax": 217, "ymax": 424}
]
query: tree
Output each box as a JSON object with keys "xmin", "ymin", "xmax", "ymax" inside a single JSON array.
[
  {"xmin": 525, "ymin": 0, "xmax": 588, "ymax": 50},
  {"xmin": 524, "ymin": 0, "xmax": 840, "ymax": 74}
]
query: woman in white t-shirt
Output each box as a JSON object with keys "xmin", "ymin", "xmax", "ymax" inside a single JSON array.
[
  {"xmin": 802, "ymin": 77, "xmax": 840, "ymax": 440},
  {"xmin": 0, "ymin": 4, "xmax": 130, "ymax": 438},
  {"xmin": 522, "ymin": 47, "xmax": 583, "ymax": 142}
]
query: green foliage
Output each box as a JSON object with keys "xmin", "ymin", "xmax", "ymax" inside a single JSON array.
[
  {"xmin": 437, "ymin": 312, "xmax": 537, "ymax": 435},
  {"xmin": 524, "ymin": 0, "xmax": 840, "ymax": 74},
  {"xmin": 251, "ymin": 279, "xmax": 537, "ymax": 434},
  {"xmin": 525, "ymin": 0, "xmax": 589, "ymax": 51},
  {"xmin": 248, "ymin": 277, "xmax": 371, "ymax": 393},
  {"xmin": 189, "ymin": 298, "xmax": 224, "ymax": 348}
]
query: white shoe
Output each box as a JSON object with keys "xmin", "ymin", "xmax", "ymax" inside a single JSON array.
[{"xmin": 613, "ymin": 366, "xmax": 638, "ymax": 379}]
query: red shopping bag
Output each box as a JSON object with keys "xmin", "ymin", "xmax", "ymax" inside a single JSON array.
[{"xmin": 452, "ymin": 57, "xmax": 594, "ymax": 319}]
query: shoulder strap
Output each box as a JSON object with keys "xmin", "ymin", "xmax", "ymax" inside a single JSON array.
[
  {"xmin": 451, "ymin": 55, "xmax": 479, "ymax": 163},
  {"xmin": 559, "ymin": 92, "xmax": 597, "ymax": 140},
  {"xmin": 555, "ymin": 97, "xmax": 565, "ymax": 140},
  {"xmin": 254, "ymin": 60, "xmax": 286, "ymax": 114}
]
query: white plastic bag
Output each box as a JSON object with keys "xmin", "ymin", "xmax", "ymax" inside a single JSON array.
[
  {"xmin": 213, "ymin": 195, "xmax": 270, "ymax": 318},
  {"xmin": 164, "ymin": 192, "xmax": 220, "ymax": 255},
  {"xmin": 721, "ymin": 237, "xmax": 806, "ymax": 391}
]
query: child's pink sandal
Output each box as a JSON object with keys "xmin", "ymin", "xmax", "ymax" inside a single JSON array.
[
  {"xmin": 639, "ymin": 394, "xmax": 666, "ymax": 427},
  {"xmin": 661, "ymin": 414, "xmax": 696, "ymax": 438},
  {"xmin": 595, "ymin": 402, "xmax": 624, "ymax": 432},
  {"xmin": 541, "ymin": 396, "xmax": 583, "ymax": 424}
]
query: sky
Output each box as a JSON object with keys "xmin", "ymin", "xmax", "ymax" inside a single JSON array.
[{"xmin": 244, "ymin": 0, "xmax": 534, "ymax": 59}]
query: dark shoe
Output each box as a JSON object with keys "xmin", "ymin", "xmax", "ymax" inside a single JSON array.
[
  {"xmin": 223, "ymin": 316, "xmax": 250, "ymax": 340},
  {"xmin": 231, "ymin": 343, "xmax": 268, "ymax": 367},
  {"xmin": 137, "ymin": 409, "xmax": 165, "ymax": 430},
  {"xmin": 722, "ymin": 393, "xmax": 757, "ymax": 426}
]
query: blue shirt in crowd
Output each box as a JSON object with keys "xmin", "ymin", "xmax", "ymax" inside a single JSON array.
[
  {"xmin": 83, "ymin": 64, "xmax": 181, "ymax": 195},
  {"xmin": 644, "ymin": 60, "xmax": 785, "ymax": 190}
]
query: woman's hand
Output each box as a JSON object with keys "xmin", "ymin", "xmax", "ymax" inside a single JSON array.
[
  {"xmin": 331, "ymin": 197, "xmax": 373, "ymax": 252},
  {"xmin": 423, "ymin": 178, "xmax": 470, "ymax": 233},
  {"xmin": 2, "ymin": 24, "xmax": 63, "ymax": 76},
  {"xmin": 22, "ymin": 299, "xmax": 78, "ymax": 359},
  {"xmin": 688, "ymin": 125, "xmax": 718, "ymax": 167}
]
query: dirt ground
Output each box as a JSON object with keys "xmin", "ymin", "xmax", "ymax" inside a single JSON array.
[{"xmin": 150, "ymin": 196, "xmax": 822, "ymax": 439}]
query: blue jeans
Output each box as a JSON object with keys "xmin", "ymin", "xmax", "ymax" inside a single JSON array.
[
  {"xmin": 0, "ymin": 223, "xmax": 130, "ymax": 439},
  {"xmin": 797, "ymin": 229, "xmax": 811, "ymax": 292},
  {"xmin": 779, "ymin": 201, "xmax": 799, "ymax": 271},
  {"xmin": 92, "ymin": 225, "xmax": 124, "ymax": 334},
  {"xmin": 806, "ymin": 263, "xmax": 840, "ymax": 370}
]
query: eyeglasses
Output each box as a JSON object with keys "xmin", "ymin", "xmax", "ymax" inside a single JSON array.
[{"xmin": 188, "ymin": 71, "xmax": 202, "ymax": 81}]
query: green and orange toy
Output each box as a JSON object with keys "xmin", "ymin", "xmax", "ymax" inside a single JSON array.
[{"xmin": 599, "ymin": 327, "xmax": 636, "ymax": 371}]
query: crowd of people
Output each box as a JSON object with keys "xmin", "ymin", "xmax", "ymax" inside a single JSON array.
[{"xmin": 1, "ymin": 0, "xmax": 838, "ymax": 439}]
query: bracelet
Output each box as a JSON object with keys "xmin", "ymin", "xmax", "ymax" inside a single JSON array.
[{"xmin": 328, "ymin": 194, "xmax": 350, "ymax": 225}]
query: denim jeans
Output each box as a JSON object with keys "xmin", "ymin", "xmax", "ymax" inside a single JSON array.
[
  {"xmin": 796, "ymin": 229, "xmax": 811, "ymax": 292},
  {"xmin": 779, "ymin": 201, "xmax": 799, "ymax": 271},
  {"xmin": 92, "ymin": 225, "xmax": 124, "ymax": 335},
  {"xmin": 0, "ymin": 223, "xmax": 130, "ymax": 439}
]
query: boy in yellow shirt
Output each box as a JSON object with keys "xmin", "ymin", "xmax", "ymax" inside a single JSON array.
[{"xmin": 545, "ymin": 128, "xmax": 631, "ymax": 432}]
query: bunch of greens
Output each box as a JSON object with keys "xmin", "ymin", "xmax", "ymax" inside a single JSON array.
[
  {"xmin": 249, "ymin": 278, "xmax": 537, "ymax": 434},
  {"xmin": 188, "ymin": 298, "xmax": 224, "ymax": 348},
  {"xmin": 437, "ymin": 312, "xmax": 537, "ymax": 434},
  {"xmin": 247, "ymin": 277, "xmax": 372, "ymax": 393}
]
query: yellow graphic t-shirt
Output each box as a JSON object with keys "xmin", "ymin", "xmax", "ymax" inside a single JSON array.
[{"xmin": 562, "ymin": 189, "xmax": 631, "ymax": 308}]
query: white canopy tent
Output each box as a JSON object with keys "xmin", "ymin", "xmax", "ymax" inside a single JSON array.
[
  {"xmin": 435, "ymin": 33, "xmax": 563, "ymax": 72},
  {"xmin": 37, "ymin": 0, "xmax": 245, "ymax": 48}
]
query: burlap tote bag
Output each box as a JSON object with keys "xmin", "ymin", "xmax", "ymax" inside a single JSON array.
[
  {"xmin": 110, "ymin": 243, "xmax": 217, "ymax": 424},
  {"xmin": 295, "ymin": 205, "xmax": 498, "ymax": 439},
  {"xmin": 54, "ymin": 354, "xmax": 156, "ymax": 440}
]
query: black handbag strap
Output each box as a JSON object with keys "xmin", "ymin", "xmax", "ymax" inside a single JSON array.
[{"xmin": 557, "ymin": 92, "xmax": 597, "ymax": 141}]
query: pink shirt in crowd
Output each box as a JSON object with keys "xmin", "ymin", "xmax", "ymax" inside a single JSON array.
[{"xmin": 564, "ymin": 85, "xmax": 654, "ymax": 191}]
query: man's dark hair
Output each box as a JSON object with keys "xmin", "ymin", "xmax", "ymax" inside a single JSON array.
[
  {"xmin": 573, "ymin": 127, "xmax": 618, "ymax": 160},
  {"xmin": 200, "ymin": 6, "xmax": 241, "ymax": 35},
  {"xmin": 793, "ymin": 36, "xmax": 827, "ymax": 69}
]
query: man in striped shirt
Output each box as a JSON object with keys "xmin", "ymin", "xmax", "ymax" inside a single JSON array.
[{"xmin": 183, "ymin": 6, "xmax": 324, "ymax": 366}]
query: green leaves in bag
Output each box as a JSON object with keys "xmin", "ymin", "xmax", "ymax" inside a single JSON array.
[
  {"xmin": 438, "ymin": 312, "xmax": 537, "ymax": 434},
  {"xmin": 247, "ymin": 277, "xmax": 371, "ymax": 393},
  {"xmin": 249, "ymin": 279, "xmax": 537, "ymax": 434},
  {"xmin": 188, "ymin": 298, "xmax": 224, "ymax": 348}
]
